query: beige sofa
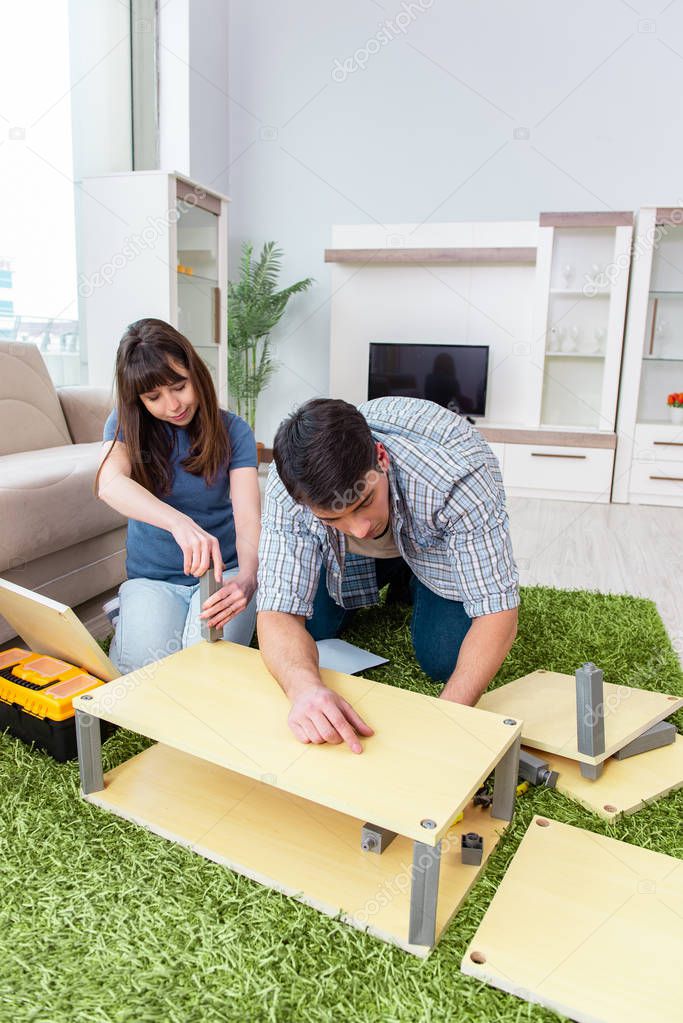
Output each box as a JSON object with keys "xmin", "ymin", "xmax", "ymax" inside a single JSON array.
[{"xmin": 0, "ymin": 341, "xmax": 126, "ymax": 643}]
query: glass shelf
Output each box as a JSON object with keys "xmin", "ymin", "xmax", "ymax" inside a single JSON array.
[
  {"xmin": 177, "ymin": 271, "xmax": 219, "ymax": 286},
  {"xmin": 643, "ymin": 356, "xmax": 683, "ymax": 362},
  {"xmin": 546, "ymin": 352, "xmax": 605, "ymax": 359},
  {"xmin": 649, "ymin": 290, "xmax": 683, "ymax": 296},
  {"xmin": 549, "ymin": 289, "xmax": 610, "ymax": 297}
]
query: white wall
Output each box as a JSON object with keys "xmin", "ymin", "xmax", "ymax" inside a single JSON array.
[
  {"xmin": 159, "ymin": 0, "xmax": 231, "ymax": 196},
  {"xmin": 227, "ymin": 0, "xmax": 683, "ymax": 443},
  {"xmin": 68, "ymin": 0, "xmax": 132, "ymax": 181}
]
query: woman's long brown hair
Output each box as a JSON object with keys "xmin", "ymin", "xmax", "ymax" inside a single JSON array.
[{"xmin": 96, "ymin": 318, "xmax": 229, "ymax": 496}]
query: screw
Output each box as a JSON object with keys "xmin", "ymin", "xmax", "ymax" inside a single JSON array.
[
  {"xmin": 420, "ymin": 818, "xmax": 437, "ymax": 829},
  {"xmin": 362, "ymin": 836, "xmax": 378, "ymax": 852},
  {"xmin": 81, "ymin": 695, "xmax": 93, "ymax": 701},
  {"xmin": 503, "ymin": 718, "xmax": 517, "ymax": 725}
]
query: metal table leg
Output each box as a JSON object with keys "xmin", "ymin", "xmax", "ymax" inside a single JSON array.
[
  {"xmin": 576, "ymin": 662, "xmax": 605, "ymax": 780},
  {"xmin": 492, "ymin": 733, "xmax": 521, "ymax": 821},
  {"xmin": 75, "ymin": 708, "xmax": 104, "ymax": 794},
  {"xmin": 408, "ymin": 840, "xmax": 442, "ymax": 947},
  {"xmin": 200, "ymin": 571, "xmax": 222, "ymax": 643}
]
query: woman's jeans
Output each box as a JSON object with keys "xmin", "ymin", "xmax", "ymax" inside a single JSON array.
[
  {"xmin": 306, "ymin": 558, "xmax": 471, "ymax": 683},
  {"xmin": 110, "ymin": 566, "xmax": 257, "ymax": 675}
]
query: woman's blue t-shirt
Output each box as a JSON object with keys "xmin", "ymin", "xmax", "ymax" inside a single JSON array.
[{"xmin": 103, "ymin": 408, "xmax": 257, "ymax": 586}]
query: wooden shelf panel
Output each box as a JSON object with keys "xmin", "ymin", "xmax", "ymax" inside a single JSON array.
[
  {"xmin": 539, "ymin": 211, "xmax": 633, "ymax": 228},
  {"xmin": 324, "ymin": 247, "xmax": 537, "ymax": 265},
  {"xmin": 462, "ymin": 816, "xmax": 683, "ymax": 1023},
  {"xmin": 541, "ymin": 735, "xmax": 683, "ymax": 821},
  {"xmin": 88, "ymin": 742, "xmax": 509, "ymax": 957},
  {"xmin": 74, "ymin": 641, "xmax": 521, "ymax": 846},
  {"xmin": 478, "ymin": 669, "xmax": 683, "ymax": 765},
  {"xmin": 260, "ymin": 430, "xmax": 617, "ymax": 466},
  {"xmin": 479, "ymin": 428, "xmax": 616, "ymax": 449}
]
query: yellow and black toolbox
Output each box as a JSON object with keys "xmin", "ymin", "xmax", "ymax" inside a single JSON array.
[
  {"xmin": 0, "ymin": 647, "xmax": 115, "ymax": 761},
  {"xmin": 0, "ymin": 579, "xmax": 120, "ymax": 762}
]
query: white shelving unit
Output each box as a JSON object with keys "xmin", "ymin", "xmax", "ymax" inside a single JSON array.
[
  {"xmin": 78, "ymin": 171, "xmax": 229, "ymax": 404},
  {"xmin": 325, "ymin": 215, "xmax": 634, "ymax": 504},
  {"xmin": 613, "ymin": 206, "xmax": 683, "ymax": 507},
  {"xmin": 532, "ymin": 212, "xmax": 633, "ymax": 434}
]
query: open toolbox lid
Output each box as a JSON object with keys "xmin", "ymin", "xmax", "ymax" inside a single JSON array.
[{"xmin": 0, "ymin": 577, "xmax": 119, "ymax": 683}]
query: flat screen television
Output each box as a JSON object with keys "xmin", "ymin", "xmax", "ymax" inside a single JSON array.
[{"xmin": 368, "ymin": 342, "xmax": 489, "ymax": 417}]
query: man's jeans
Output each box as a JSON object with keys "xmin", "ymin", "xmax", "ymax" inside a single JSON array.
[
  {"xmin": 110, "ymin": 566, "xmax": 257, "ymax": 675},
  {"xmin": 306, "ymin": 557, "xmax": 471, "ymax": 682}
]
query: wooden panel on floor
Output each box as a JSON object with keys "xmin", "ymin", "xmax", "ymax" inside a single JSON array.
[
  {"xmin": 478, "ymin": 670, "xmax": 683, "ymax": 764},
  {"xmin": 87, "ymin": 742, "xmax": 509, "ymax": 957},
  {"xmin": 462, "ymin": 815, "xmax": 683, "ymax": 1023},
  {"xmin": 74, "ymin": 641, "xmax": 521, "ymax": 846},
  {"xmin": 541, "ymin": 735, "xmax": 683, "ymax": 820}
]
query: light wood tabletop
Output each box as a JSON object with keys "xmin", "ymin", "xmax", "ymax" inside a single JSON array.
[{"xmin": 73, "ymin": 640, "xmax": 521, "ymax": 845}]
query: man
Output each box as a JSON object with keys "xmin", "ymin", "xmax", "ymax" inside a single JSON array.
[{"xmin": 257, "ymin": 396, "xmax": 519, "ymax": 753}]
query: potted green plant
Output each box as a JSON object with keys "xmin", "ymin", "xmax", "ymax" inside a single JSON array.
[{"xmin": 228, "ymin": 242, "xmax": 313, "ymax": 456}]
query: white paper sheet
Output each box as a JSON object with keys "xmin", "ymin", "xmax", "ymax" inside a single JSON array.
[{"xmin": 316, "ymin": 638, "xmax": 389, "ymax": 675}]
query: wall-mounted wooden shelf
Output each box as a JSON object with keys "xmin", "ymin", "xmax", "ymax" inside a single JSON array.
[
  {"xmin": 539, "ymin": 211, "xmax": 633, "ymax": 228},
  {"xmin": 655, "ymin": 207, "xmax": 683, "ymax": 226},
  {"xmin": 479, "ymin": 427, "xmax": 616, "ymax": 449},
  {"xmin": 258, "ymin": 429, "xmax": 616, "ymax": 466},
  {"xmin": 324, "ymin": 247, "xmax": 537, "ymax": 265}
]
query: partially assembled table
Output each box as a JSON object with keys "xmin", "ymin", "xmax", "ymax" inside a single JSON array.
[{"xmin": 73, "ymin": 642, "xmax": 521, "ymax": 956}]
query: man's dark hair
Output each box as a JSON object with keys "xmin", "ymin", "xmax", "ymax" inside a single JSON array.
[{"xmin": 273, "ymin": 398, "xmax": 376, "ymax": 508}]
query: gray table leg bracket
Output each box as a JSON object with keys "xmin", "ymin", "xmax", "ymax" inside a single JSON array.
[
  {"xmin": 519, "ymin": 748, "xmax": 559, "ymax": 788},
  {"xmin": 361, "ymin": 822, "xmax": 397, "ymax": 854}
]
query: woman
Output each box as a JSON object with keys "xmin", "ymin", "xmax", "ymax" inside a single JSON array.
[{"xmin": 97, "ymin": 318, "xmax": 260, "ymax": 674}]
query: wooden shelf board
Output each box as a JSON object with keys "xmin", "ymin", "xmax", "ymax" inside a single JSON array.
[
  {"xmin": 477, "ymin": 670, "xmax": 683, "ymax": 765},
  {"xmin": 539, "ymin": 211, "xmax": 633, "ymax": 228},
  {"xmin": 655, "ymin": 207, "xmax": 683, "ymax": 225},
  {"xmin": 540, "ymin": 735, "xmax": 683, "ymax": 820},
  {"xmin": 87, "ymin": 742, "xmax": 509, "ymax": 957},
  {"xmin": 478, "ymin": 428, "xmax": 616, "ymax": 449},
  {"xmin": 462, "ymin": 815, "xmax": 683, "ymax": 1023},
  {"xmin": 324, "ymin": 247, "xmax": 537, "ymax": 265},
  {"xmin": 261, "ymin": 431, "xmax": 617, "ymax": 464},
  {"xmin": 73, "ymin": 641, "xmax": 521, "ymax": 846}
]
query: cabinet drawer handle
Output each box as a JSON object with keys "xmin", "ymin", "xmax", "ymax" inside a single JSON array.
[
  {"xmin": 653, "ymin": 441, "xmax": 683, "ymax": 447},
  {"xmin": 530, "ymin": 452, "xmax": 587, "ymax": 460},
  {"xmin": 649, "ymin": 475, "xmax": 683, "ymax": 482}
]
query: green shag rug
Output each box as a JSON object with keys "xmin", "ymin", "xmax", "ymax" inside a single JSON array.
[{"xmin": 1, "ymin": 586, "xmax": 682, "ymax": 1023}]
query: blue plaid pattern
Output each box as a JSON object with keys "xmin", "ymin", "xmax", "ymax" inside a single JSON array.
[{"xmin": 257, "ymin": 397, "xmax": 519, "ymax": 619}]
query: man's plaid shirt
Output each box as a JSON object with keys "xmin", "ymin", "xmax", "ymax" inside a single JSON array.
[{"xmin": 257, "ymin": 397, "xmax": 519, "ymax": 620}]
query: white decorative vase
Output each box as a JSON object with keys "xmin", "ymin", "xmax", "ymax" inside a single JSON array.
[{"xmin": 670, "ymin": 406, "xmax": 683, "ymax": 425}]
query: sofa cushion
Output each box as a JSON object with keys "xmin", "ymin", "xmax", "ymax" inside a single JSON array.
[
  {"xmin": 58, "ymin": 386, "xmax": 114, "ymax": 444},
  {"xmin": 0, "ymin": 443, "xmax": 125, "ymax": 572},
  {"xmin": 0, "ymin": 341, "xmax": 73, "ymax": 455}
]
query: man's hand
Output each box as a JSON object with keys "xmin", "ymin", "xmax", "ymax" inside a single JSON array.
[
  {"xmin": 200, "ymin": 573, "xmax": 257, "ymax": 629},
  {"xmin": 288, "ymin": 684, "xmax": 374, "ymax": 754}
]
